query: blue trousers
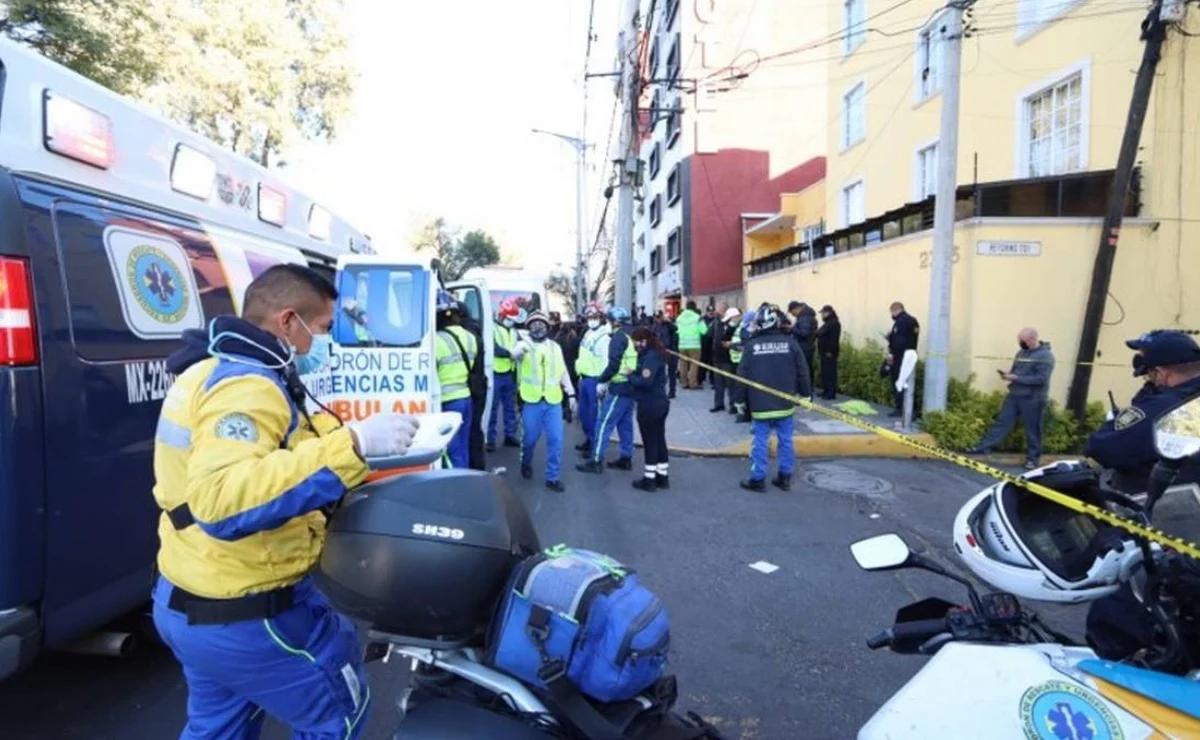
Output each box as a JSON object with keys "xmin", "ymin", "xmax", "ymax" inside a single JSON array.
[
  {"xmin": 444, "ymin": 397, "xmax": 473, "ymax": 469},
  {"xmin": 488, "ymin": 372, "xmax": 518, "ymax": 442},
  {"xmin": 578, "ymin": 376, "xmax": 600, "ymax": 443},
  {"xmin": 750, "ymin": 416, "xmax": 796, "ymax": 481},
  {"xmin": 593, "ymin": 393, "xmax": 635, "ymax": 462},
  {"xmin": 522, "ymin": 401, "xmax": 564, "ymax": 482},
  {"xmin": 152, "ymin": 577, "xmax": 369, "ymax": 740}
]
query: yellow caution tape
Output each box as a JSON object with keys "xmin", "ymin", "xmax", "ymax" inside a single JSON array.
[{"xmin": 671, "ymin": 350, "xmax": 1200, "ymax": 562}]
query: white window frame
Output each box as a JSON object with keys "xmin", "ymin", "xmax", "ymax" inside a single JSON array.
[
  {"xmin": 914, "ymin": 12, "xmax": 946, "ymax": 104},
  {"xmin": 1013, "ymin": 59, "xmax": 1091, "ymax": 179},
  {"xmin": 841, "ymin": 178, "xmax": 865, "ymax": 229},
  {"xmin": 913, "ymin": 138, "xmax": 939, "ymax": 201},
  {"xmin": 843, "ymin": 0, "xmax": 867, "ymax": 56},
  {"xmin": 841, "ymin": 80, "xmax": 866, "ymax": 151},
  {"xmin": 1016, "ymin": 0, "xmax": 1085, "ymax": 41}
]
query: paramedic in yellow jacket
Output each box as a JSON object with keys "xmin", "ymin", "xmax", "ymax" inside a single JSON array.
[
  {"xmin": 435, "ymin": 289, "xmax": 478, "ymax": 468},
  {"xmin": 512, "ymin": 311, "xmax": 576, "ymax": 492},
  {"xmin": 151, "ymin": 264, "xmax": 418, "ymax": 740}
]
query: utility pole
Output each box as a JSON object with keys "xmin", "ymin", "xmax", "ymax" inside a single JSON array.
[
  {"xmin": 613, "ymin": 0, "xmax": 641, "ymax": 311},
  {"xmin": 531, "ymin": 129, "xmax": 590, "ymax": 313},
  {"xmin": 1067, "ymin": 0, "xmax": 1173, "ymax": 421},
  {"xmin": 921, "ymin": 1, "xmax": 972, "ymax": 413}
]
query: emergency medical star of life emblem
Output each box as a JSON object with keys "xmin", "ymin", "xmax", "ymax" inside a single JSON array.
[
  {"xmin": 126, "ymin": 245, "xmax": 190, "ymax": 324},
  {"xmin": 214, "ymin": 413, "xmax": 259, "ymax": 443},
  {"xmin": 1019, "ymin": 680, "xmax": 1124, "ymax": 740}
]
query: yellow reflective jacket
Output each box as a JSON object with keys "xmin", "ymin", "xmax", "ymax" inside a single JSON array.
[
  {"xmin": 153, "ymin": 357, "xmax": 368, "ymax": 598},
  {"xmin": 436, "ymin": 325, "xmax": 478, "ymax": 402}
]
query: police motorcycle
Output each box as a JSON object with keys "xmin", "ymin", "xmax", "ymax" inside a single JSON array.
[
  {"xmin": 849, "ymin": 393, "xmax": 1200, "ymax": 739},
  {"xmin": 320, "ymin": 418, "xmax": 726, "ymax": 739}
]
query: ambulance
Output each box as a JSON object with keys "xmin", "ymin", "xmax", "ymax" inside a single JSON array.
[{"xmin": 0, "ymin": 37, "xmax": 481, "ymax": 679}]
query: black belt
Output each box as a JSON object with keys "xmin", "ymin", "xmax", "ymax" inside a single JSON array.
[
  {"xmin": 166, "ymin": 503, "xmax": 195, "ymax": 530},
  {"xmin": 167, "ymin": 583, "xmax": 296, "ymax": 625}
]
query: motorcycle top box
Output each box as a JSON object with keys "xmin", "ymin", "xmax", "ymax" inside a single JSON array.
[{"xmin": 316, "ymin": 468, "xmax": 541, "ymax": 641}]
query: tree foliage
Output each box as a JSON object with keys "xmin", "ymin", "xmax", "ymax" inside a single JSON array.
[
  {"xmin": 411, "ymin": 218, "xmax": 503, "ymax": 282},
  {"xmin": 1, "ymin": 0, "xmax": 356, "ymax": 166}
]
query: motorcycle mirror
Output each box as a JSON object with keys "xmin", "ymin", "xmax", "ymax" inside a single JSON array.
[
  {"xmin": 1154, "ymin": 394, "xmax": 1200, "ymax": 462},
  {"xmin": 850, "ymin": 533, "xmax": 912, "ymax": 571}
]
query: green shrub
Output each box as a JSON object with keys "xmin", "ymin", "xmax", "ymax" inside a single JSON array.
[{"xmin": 835, "ymin": 334, "xmax": 1104, "ymax": 454}]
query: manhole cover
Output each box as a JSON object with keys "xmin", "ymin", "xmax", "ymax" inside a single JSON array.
[{"xmin": 802, "ymin": 463, "xmax": 894, "ymax": 498}]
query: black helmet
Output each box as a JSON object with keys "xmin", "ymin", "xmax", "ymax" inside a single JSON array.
[
  {"xmin": 755, "ymin": 303, "xmax": 783, "ymax": 331},
  {"xmin": 316, "ymin": 469, "xmax": 540, "ymax": 641}
]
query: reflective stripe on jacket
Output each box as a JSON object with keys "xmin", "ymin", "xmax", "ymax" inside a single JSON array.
[
  {"xmin": 575, "ymin": 325, "xmax": 611, "ymax": 377},
  {"xmin": 436, "ymin": 325, "xmax": 478, "ymax": 402},
  {"xmin": 519, "ymin": 341, "xmax": 565, "ymax": 404},
  {"xmin": 153, "ymin": 357, "xmax": 367, "ymax": 599},
  {"xmin": 494, "ymin": 324, "xmax": 515, "ymax": 373}
]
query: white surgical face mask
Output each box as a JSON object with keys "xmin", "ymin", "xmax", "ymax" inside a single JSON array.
[{"xmin": 587, "ymin": 319, "xmax": 601, "ymax": 330}]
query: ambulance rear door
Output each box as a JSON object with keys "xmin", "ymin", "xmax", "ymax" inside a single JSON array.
[{"xmin": 447, "ymin": 279, "xmax": 494, "ymax": 445}]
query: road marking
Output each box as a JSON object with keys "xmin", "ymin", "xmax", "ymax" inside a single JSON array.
[{"xmin": 748, "ymin": 561, "xmax": 779, "ymax": 574}]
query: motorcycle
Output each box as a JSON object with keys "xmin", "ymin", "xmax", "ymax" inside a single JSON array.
[
  {"xmin": 324, "ymin": 412, "xmax": 724, "ymax": 740},
  {"xmin": 850, "ymin": 393, "xmax": 1200, "ymax": 739}
]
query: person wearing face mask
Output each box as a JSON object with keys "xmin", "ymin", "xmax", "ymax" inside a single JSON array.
[
  {"xmin": 511, "ymin": 312, "xmax": 576, "ymax": 492},
  {"xmin": 487, "ymin": 302, "xmax": 521, "ymax": 452},
  {"xmin": 1085, "ymin": 330, "xmax": 1200, "ymax": 492},
  {"xmin": 730, "ymin": 309, "xmax": 756, "ymax": 422},
  {"xmin": 150, "ymin": 264, "xmax": 418, "ymax": 739},
  {"xmin": 628, "ymin": 327, "xmax": 671, "ymax": 491},
  {"xmin": 966, "ymin": 328, "xmax": 1055, "ymax": 469},
  {"xmin": 578, "ymin": 306, "xmax": 638, "ymax": 474},
  {"xmin": 434, "ymin": 290, "xmax": 478, "ymax": 469},
  {"xmin": 651, "ymin": 310, "xmax": 679, "ymax": 399},
  {"xmin": 710, "ymin": 306, "xmax": 741, "ymax": 413},
  {"xmin": 574, "ymin": 303, "xmax": 612, "ymax": 455}
]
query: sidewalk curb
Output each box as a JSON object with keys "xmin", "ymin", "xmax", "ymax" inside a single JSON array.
[{"xmin": 662, "ymin": 433, "xmax": 941, "ymax": 459}]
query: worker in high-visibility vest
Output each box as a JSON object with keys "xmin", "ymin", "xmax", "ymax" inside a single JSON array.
[
  {"xmin": 487, "ymin": 300, "xmax": 521, "ymax": 451},
  {"xmin": 511, "ymin": 311, "xmax": 576, "ymax": 492},
  {"xmin": 435, "ymin": 289, "xmax": 477, "ymax": 468},
  {"xmin": 577, "ymin": 305, "xmax": 637, "ymax": 474},
  {"xmin": 731, "ymin": 309, "xmax": 756, "ymax": 423},
  {"xmin": 573, "ymin": 302, "xmax": 611, "ymax": 455}
]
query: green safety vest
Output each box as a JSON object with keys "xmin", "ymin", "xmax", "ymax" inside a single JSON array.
[
  {"xmin": 518, "ymin": 341, "xmax": 564, "ymax": 404},
  {"xmin": 494, "ymin": 324, "xmax": 515, "ymax": 373},
  {"xmin": 575, "ymin": 326, "xmax": 610, "ymax": 377},
  {"xmin": 730, "ymin": 331, "xmax": 744, "ymax": 364},
  {"xmin": 609, "ymin": 332, "xmax": 638, "ymax": 384},
  {"xmin": 436, "ymin": 325, "xmax": 477, "ymax": 402}
]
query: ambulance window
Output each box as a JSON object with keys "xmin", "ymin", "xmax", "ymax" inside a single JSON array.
[
  {"xmin": 334, "ymin": 265, "xmax": 428, "ymax": 347},
  {"xmin": 452, "ymin": 287, "xmax": 483, "ymax": 325},
  {"xmin": 489, "ymin": 290, "xmax": 542, "ymax": 317}
]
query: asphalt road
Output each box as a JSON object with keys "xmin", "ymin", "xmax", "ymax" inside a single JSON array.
[{"xmin": 4, "ymin": 448, "xmax": 1197, "ymax": 740}]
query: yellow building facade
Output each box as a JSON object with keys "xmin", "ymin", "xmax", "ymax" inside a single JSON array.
[{"xmin": 746, "ymin": 0, "xmax": 1199, "ymax": 405}]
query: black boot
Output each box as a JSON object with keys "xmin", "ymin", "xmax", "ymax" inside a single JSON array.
[
  {"xmin": 771, "ymin": 474, "xmax": 793, "ymax": 492},
  {"xmin": 504, "ymin": 437, "xmax": 520, "ymax": 448},
  {"xmin": 575, "ymin": 440, "xmax": 592, "ymax": 452},
  {"xmin": 736, "ymin": 413, "xmax": 751, "ymax": 424},
  {"xmin": 576, "ymin": 460, "xmax": 604, "ymax": 474},
  {"xmin": 709, "ymin": 405, "xmax": 725, "ymax": 413},
  {"xmin": 546, "ymin": 480, "xmax": 565, "ymax": 493},
  {"xmin": 520, "ymin": 463, "xmax": 532, "ymax": 480},
  {"xmin": 485, "ymin": 441, "xmax": 497, "ymax": 452},
  {"xmin": 632, "ymin": 477, "xmax": 657, "ymax": 492},
  {"xmin": 607, "ymin": 457, "xmax": 633, "ymax": 471},
  {"xmin": 740, "ymin": 478, "xmax": 766, "ymax": 493},
  {"xmin": 656, "ymin": 474, "xmax": 670, "ymax": 489}
]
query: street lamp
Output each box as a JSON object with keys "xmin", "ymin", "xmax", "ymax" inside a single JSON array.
[{"xmin": 532, "ymin": 128, "xmax": 590, "ymax": 313}]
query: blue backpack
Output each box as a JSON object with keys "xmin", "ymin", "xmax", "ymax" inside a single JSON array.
[{"xmin": 486, "ymin": 545, "xmax": 670, "ymax": 704}]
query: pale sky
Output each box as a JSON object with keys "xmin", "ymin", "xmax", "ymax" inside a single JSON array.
[{"xmin": 283, "ymin": 0, "xmax": 622, "ymax": 269}]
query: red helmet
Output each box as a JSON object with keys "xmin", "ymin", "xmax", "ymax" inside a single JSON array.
[{"xmin": 497, "ymin": 299, "xmax": 520, "ymax": 321}]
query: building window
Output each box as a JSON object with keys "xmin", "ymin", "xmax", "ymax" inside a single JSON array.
[
  {"xmin": 667, "ymin": 33, "xmax": 681, "ymax": 81},
  {"xmin": 637, "ymin": 235, "xmax": 645, "ymax": 252},
  {"xmin": 650, "ymin": 88, "xmax": 662, "ymax": 134},
  {"xmin": 666, "ymin": 0, "xmax": 680, "ymax": 27},
  {"xmin": 667, "ymin": 228, "xmax": 681, "ymax": 263},
  {"xmin": 1017, "ymin": 0, "xmax": 1081, "ymax": 37},
  {"xmin": 650, "ymin": 194, "xmax": 662, "ymax": 226},
  {"xmin": 915, "ymin": 141, "xmax": 938, "ymax": 199},
  {"xmin": 843, "ymin": 0, "xmax": 866, "ymax": 56},
  {"xmin": 666, "ymin": 166, "xmax": 680, "ymax": 205},
  {"xmin": 801, "ymin": 222, "xmax": 825, "ymax": 246},
  {"xmin": 1021, "ymin": 68, "xmax": 1086, "ymax": 178},
  {"xmin": 667, "ymin": 101, "xmax": 681, "ymax": 147},
  {"xmin": 638, "ymin": 267, "xmax": 646, "ymax": 284},
  {"xmin": 916, "ymin": 16, "xmax": 944, "ymax": 102},
  {"xmin": 649, "ymin": 36, "xmax": 660, "ymax": 76},
  {"xmin": 649, "ymin": 143, "xmax": 661, "ymax": 179},
  {"xmin": 841, "ymin": 180, "xmax": 865, "ymax": 228},
  {"xmin": 841, "ymin": 82, "xmax": 866, "ymax": 150},
  {"xmin": 651, "ymin": 246, "xmax": 663, "ymax": 274}
]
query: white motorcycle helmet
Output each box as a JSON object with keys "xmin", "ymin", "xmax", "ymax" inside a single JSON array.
[{"xmin": 953, "ymin": 461, "xmax": 1144, "ymax": 604}]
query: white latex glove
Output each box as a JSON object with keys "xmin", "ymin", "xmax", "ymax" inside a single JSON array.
[
  {"xmin": 512, "ymin": 341, "xmax": 531, "ymax": 360},
  {"xmin": 597, "ymin": 382, "xmax": 609, "ymax": 398},
  {"xmin": 348, "ymin": 414, "xmax": 419, "ymax": 458},
  {"xmin": 567, "ymin": 396, "xmax": 577, "ymax": 415}
]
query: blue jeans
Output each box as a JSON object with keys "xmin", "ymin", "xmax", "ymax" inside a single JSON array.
[
  {"xmin": 443, "ymin": 397, "xmax": 473, "ymax": 469},
  {"xmin": 488, "ymin": 372, "xmax": 518, "ymax": 442},
  {"xmin": 578, "ymin": 377, "xmax": 600, "ymax": 443},
  {"xmin": 522, "ymin": 401, "xmax": 564, "ymax": 482},
  {"xmin": 593, "ymin": 393, "xmax": 635, "ymax": 462},
  {"xmin": 750, "ymin": 416, "xmax": 796, "ymax": 481},
  {"xmin": 152, "ymin": 577, "xmax": 369, "ymax": 740}
]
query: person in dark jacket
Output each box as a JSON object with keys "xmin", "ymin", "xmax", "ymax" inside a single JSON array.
[
  {"xmin": 787, "ymin": 301, "xmax": 818, "ymax": 391},
  {"xmin": 884, "ymin": 301, "xmax": 920, "ymax": 416},
  {"xmin": 816, "ymin": 305, "xmax": 841, "ymax": 400},
  {"xmin": 628, "ymin": 326, "xmax": 671, "ymax": 492},
  {"xmin": 652, "ymin": 311, "xmax": 679, "ymax": 398},
  {"xmin": 737, "ymin": 304, "xmax": 811, "ymax": 493},
  {"xmin": 710, "ymin": 306, "xmax": 740, "ymax": 412},
  {"xmin": 732, "ymin": 310, "xmax": 756, "ymax": 423},
  {"xmin": 459, "ymin": 304, "xmax": 489, "ymax": 470},
  {"xmin": 577, "ymin": 306, "xmax": 637, "ymax": 473},
  {"xmin": 700, "ymin": 304, "xmax": 721, "ymax": 387},
  {"xmin": 967, "ymin": 328, "xmax": 1055, "ymax": 469}
]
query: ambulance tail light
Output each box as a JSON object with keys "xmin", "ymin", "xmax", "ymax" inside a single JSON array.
[
  {"xmin": 43, "ymin": 91, "xmax": 115, "ymax": 170},
  {"xmin": 0, "ymin": 258, "xmax": 38, "ymax": 366}
]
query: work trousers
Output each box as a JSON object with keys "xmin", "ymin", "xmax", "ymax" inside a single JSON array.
[
  {"xmin": 488, "ymin": 371, "xmax": 518, "ymax": 442},
  {"xmin": 443, "ymin": 397, "xmax": 473, "ymax": 469},
  {"xmin": 152, "ymin": 577, "xmax": 369, "ymax": 740},
  {"xmin": 522, "ymin": 400, "xmax": 564, "ymax": 483},
  {"xmin": 819, "ymin": 352, "xmax": 839, "ymax": 399},
  {"xmin": 713, "ymin": 361, "xmax": 734, "ymax": 409},
  {"xmin": 637, "ymin": 401, "xmax": 670, "ymax": 480},
  {"xmin": 578, "ymin": 376, "xmax": 601, "ymax": 445},
  {"xmin": 468, "ymin": 392, "xmax": 486, "ymax": 471},
  {"xmin": 593, "ymin": 393, "xmax": 635, "ymax": 463},
  {"xmin": 680, "ymin": 349, "xmax": 702, "ymax": 389},
  {"xmin": 749, "ymin": 415, "xmax": 796, "ymax": 482},
  {"xmin": 731, "ymin": 362, "xmax": 747, "ymax": 409},
  {"xmin": 977, "ymin": 393, "xmax": 1046, "ymax": 463}
]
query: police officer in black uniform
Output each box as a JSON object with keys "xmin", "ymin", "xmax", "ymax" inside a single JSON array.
[{"xmin": 460, "ymin": 301, "xmax": 489, "ymax": 470}]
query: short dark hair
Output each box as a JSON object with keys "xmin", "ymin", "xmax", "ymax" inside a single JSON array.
[
  {"xmin": 686, "ymin": 300, "xmax": 697, "ymax": 311},
  {"xmin": 243, "ymin": 264, "xmax": 338, "ymax": 324}
]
